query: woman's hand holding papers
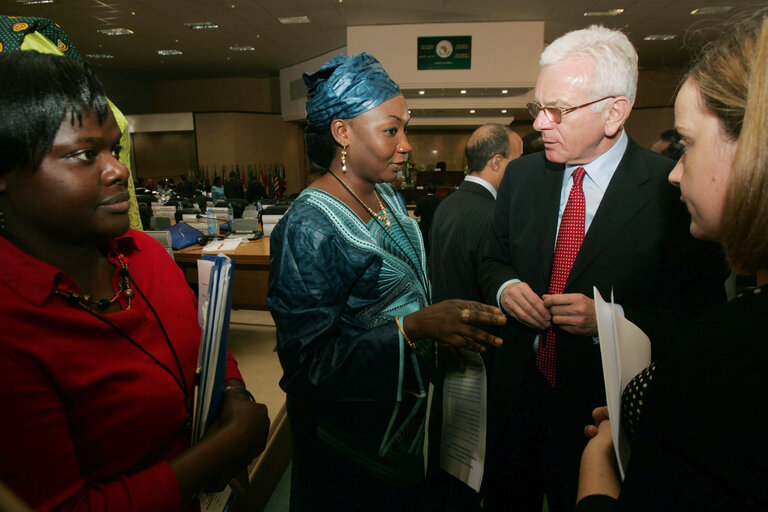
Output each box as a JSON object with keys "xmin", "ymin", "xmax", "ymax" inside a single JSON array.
[{"xmin": 170, "ymin": 379, "xmax": 270, "ymax": 499}]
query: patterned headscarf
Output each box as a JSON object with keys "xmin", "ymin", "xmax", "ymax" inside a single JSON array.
[{"xmin": 303, "ymin": 52, "xmax": 401, "ymax": 130}]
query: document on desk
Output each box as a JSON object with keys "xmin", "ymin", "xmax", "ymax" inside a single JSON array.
[
  {"xmin": 440, "ymin": 350, "xmax": 487, "ymax": 492},
  {"xmin": 202, "ymin": 239, "xmax": 241, "ymax": 253},
  {"xmin": 594, "ymin": 287, "xmax": 651, "ymax": 481}
]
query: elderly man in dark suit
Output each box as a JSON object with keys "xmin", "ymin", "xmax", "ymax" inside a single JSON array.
[
  {"xmin": 427, "ymin": 123, "xmax": 522, "ymax": 510},
  {"xmin": 480, "ymin": 26, "xmax": 727, "ymax": 512}
]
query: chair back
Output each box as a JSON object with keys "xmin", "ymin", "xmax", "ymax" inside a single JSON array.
[
  {"xmin": 231, "ymin": 218, "xmax": 259, "ymax": 232},
  {"xmin": 242, "ymin": 207, "xmax": 260, "ymax": 219},
  {"xmin": 149, "ymin": 216, "xmax": 172, "ymax": 230},
  {"xmin": 144, "ymin": 230, "xmax": 175, "ymax": 260}
]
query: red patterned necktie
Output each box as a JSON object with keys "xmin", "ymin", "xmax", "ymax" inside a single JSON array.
[{"xmin": 536, "ymin": 166, "xmax": 586, "ymax": 387}]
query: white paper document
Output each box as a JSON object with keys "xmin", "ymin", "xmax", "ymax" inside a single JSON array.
[
  {"xmin": 440, "ymin": 350, "xmax": 487, "ymax": 492},
  {"xmin": 593, "ymin": 287, "xmax": 652, "ymax": 480},
  {"xmin": 202, "ymin": 239, "xmax": 241, "ymax": 253}
]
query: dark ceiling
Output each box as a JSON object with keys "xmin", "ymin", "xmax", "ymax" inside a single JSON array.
[{"xmin": 2, "ymin": 0, "xmax": 765, "ymax": 81}]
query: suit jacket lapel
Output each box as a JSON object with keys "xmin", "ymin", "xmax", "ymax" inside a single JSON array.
[
  {"xmin": 566, "ymin": 142, "xmax": 651, "ymax": 287},
  {"xmin": 537, "ymin": 160, "xmax": 564, "ymax": 290}
]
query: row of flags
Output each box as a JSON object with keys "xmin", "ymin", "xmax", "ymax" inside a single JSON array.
[{"xmin": 190, "ymin": 163, "xmax": 288, "ymax": 199}]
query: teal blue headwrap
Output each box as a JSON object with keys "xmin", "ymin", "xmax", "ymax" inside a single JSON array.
[{"xmin": 303, "ymin": 52, "xmax": 401, "ymax": 130}]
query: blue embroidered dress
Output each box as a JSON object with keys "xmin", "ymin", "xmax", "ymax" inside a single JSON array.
[{"xmin": 268, "ymin": 183, "xmax": 435, "ymax": 510}]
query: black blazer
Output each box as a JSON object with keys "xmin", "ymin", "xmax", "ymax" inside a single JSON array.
[
  {"xmin": 480, "ymin": 139, "xmax": 728, "ymax": 443},
  {"xmin": 430, "ymin": 179, "xmax": 496, "ymax": 304}
]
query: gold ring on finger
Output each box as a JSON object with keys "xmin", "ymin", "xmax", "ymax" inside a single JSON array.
[{"xmin": 460, "ymin": 308, "xmax": 471, "ymax": 323}]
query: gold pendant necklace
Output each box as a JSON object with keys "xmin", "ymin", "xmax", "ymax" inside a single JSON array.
[{"xmin": 331, "ymin": 171, "xmax": 391, "ymax": 231}]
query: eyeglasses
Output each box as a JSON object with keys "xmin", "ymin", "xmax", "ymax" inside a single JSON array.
[{"xmin": 527, "ymin": 96, "xmax": 615, "ymax": 124}]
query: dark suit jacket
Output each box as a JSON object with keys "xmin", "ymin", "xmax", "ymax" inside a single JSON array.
[
  {"xmin": 480, "ymin": 138, "xmax": 727, "ymax": 444},
  {"xmin": 430, "ymin": 179, "xmax": 496, "ymax": 304}
]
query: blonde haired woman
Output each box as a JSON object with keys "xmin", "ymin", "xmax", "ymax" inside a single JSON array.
[{"xmin": 576, "ymin": 10, "xmax": 768, "ymax": 511}]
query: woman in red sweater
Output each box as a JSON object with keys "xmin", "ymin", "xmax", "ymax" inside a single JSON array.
[{"xmin": 0, "ymin": 51, "xmax": 269, "ymax": 511}]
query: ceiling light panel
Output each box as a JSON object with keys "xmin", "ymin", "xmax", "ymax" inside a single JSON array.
[
  {"xmin": 97, "ymin": 28, "xmax": 134, "ymax": 36},
  {"xmin": 278, "ymin": 16, "xmax": 311, "ymax": 24},
  {"xmin": 584, "ymin": 8, "xmax": 624, "ymax": 16},
  {"xmin": 157, "ymin": 49, "xmax": 183, "ymax": 56},
  {"xmin": 185, "ymin": 21, "xmax": 219, "ymax": 30},
  {"xmin": 690, "ymin": 6, "xmax": 734, "ymax": 15}
]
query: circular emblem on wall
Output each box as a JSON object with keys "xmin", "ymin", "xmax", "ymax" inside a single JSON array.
[
  {"xmin": 435, "ymin": 39, "xmax": 454, "ymax": 59},
  {"xmin": 57, "ymin": 39, "xmax": 68, "ymax": 52},
  {"xmin": 13, "ymin": 22, "xmax": 30, "ymax": 32}
]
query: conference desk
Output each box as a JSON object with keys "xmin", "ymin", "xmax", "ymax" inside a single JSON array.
[{"xmin": 174, "ymin": 237, "xmax": 270, "ymax": 309}]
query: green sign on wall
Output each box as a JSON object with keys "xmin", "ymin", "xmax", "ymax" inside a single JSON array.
[{"xmin": 417, "ymin": 36, "xmax": 472, "ymax": 70}]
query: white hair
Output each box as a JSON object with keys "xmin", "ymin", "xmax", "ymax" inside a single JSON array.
[{"xmin": 540, "ymin": 25, "xmax": 638, "ymax": 105}]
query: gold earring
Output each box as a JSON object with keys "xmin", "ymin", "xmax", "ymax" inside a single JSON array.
[{"xmin": 341, "ymin": 146, "xmax": 348, "ymax": 174}]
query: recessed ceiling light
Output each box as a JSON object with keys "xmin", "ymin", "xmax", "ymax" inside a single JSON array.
[
  {"xmin": 97, "ymin": 28, "xmax": 134, "ymax": 36},
  {"xmin": 584, "ymin": 8, "xmax": 624, "ymax": 16},
  {"xmin": 157, "ymin": 49, "xmax": 182, "ymax": 56},
  {"xmin": 418, "ymin": 90, "xmax": 425, "ymax": 95},
  {"xmin": 229, "ymin": 45, "xmax": 255, "ymax": 51},
  {"xmin": 501, "ymin": 89, "xmax": 509, "ymax": 94},
  {"xmin": 469, "ymin": 109, "xmax": 476, "ymax": 114},
  {"xmin": 460, "ymin": 89, "xmax": 467, "ymax": 94},
  {"xmin": 690, "ymin": 6, "xmax": 734, "ymax": 15},
  {"xmin": 501, "ymin": 109, "xmax": 507, "ymax": 113},
  {"xmin": 278, "ymin": 16, "xmax": 311, "ymax": 24},
  {"xmin": 86, "ymin": 54, "xmax": 114, "ymax": 59},
  {"xmin": 644, "ymin": 34, "xmax": 676, "ymax": 41},
  {"xmin": 185, "ymin": 21, "xmax": 219, "ymax": 30},
  {"xmin": 15, "ymin": 0, "xmax": 54, "ymax": 4}
]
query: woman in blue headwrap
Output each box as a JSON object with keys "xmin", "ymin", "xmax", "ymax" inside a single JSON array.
[{"xmin": 267, "ymin": 53, "xmax": 506, "ymax": 511}]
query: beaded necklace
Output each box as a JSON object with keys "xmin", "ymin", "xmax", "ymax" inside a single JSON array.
[
  {"xmin": 54, "ymin": 253, "xmax": 192, "ymax": 430},
  {"xmin": 54, "ymin": 252, "xmax": 133, "ymax": 311}
]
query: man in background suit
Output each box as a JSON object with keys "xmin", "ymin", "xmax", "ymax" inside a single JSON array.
[
  {"xmin": 430, "ymin": 124, "xmax": 522, "ymax": 304},
  {"xmin": 426, "ymin": 123, "xmax": 522, "ymax": 511},
  {"xmin": 224, "ymin": 170, "xmax": 245, "ymax": 200},
  {"xmin": 480, "ymin": 26, "xmax": 727, "ymax": 511}
]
